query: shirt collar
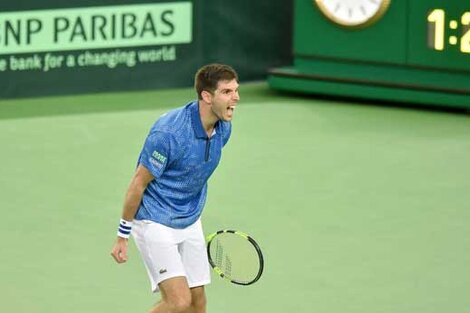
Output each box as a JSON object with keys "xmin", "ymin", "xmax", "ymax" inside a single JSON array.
[{"xmin": 190, "ymin": 101, "xmax": 215, "ymax": 139}]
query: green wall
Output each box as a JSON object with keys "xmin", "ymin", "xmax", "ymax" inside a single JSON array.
[{"xmin": 268, "ymin": 0, "xmax": 470, "ymax": 108}]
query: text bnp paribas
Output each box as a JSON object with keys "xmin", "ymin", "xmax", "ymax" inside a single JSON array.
[{"xmin": 0, "ymin": 2, "xmax": 193, "ymax": 55}]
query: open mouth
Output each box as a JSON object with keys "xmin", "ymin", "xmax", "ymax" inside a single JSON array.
[{"xmin": 227, "ymin": 105, "xmax": 236, "ymax": 115}]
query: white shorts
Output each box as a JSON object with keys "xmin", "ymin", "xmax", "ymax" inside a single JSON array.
[{"xmin": 132, "ymin": 219, "xmax": 211, "ymax": 293}]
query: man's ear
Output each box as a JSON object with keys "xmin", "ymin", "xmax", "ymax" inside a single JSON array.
[{"xmin": 201, "ymin": 90, "xmax": 212, "ymax": 104}]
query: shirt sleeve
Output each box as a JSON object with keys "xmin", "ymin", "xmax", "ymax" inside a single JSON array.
[{"xmin": 138, "ymin": 131, "xmax": 172, "ymax": 178}]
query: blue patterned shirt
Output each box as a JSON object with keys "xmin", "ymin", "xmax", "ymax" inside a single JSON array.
[{"xmin": 135, "ymin": 101, "xmax": 231, "ymax": 228}]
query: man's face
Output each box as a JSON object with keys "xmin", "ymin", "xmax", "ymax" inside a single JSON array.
[{"xmin": 209, "ymin": 79, "xmax": 240, "ymax": 122}]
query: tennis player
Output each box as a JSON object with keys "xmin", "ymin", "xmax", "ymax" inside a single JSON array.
[{"xmin": 110, "ymin": 63, "xmax": 239, "ymax": 313}]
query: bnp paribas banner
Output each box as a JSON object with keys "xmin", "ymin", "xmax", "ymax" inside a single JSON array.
[
  {"xmin": 0, "ymin": 1, "xmax": 293, "ymax": 98},
  {"xmin": 0, "ymin": 1, "xmax": 202, "ymax": 98}
]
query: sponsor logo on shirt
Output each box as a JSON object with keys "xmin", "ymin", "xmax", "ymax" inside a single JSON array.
[
  {"xmin": 150, "ymin": 150, "xmax": 167, "ymax": 168},
  {"xmin": 152, "ymin": 150, "xmax": 167, "ymax": 163},
  {"xmin": 149, "ymin": 157, "xmax": 163, "ymax": 168}
]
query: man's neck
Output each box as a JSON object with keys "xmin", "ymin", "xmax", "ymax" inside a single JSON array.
[{"xmin": 198, "ymin": 101, "xmax": 217, "ymax": 137}]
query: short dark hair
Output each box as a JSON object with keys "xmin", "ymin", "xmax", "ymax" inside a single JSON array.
[{"xmin": 194, "ymin": 64, "xmax": 238, "ymax": 100}]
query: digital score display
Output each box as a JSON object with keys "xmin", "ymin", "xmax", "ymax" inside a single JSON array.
[
  {"xmin": 427, "ymin": 9, "xmax": 470, "ymax": 53},
  {"xmin": 408, "ymin": 2, "xmax": 470, "ymax": 72}
]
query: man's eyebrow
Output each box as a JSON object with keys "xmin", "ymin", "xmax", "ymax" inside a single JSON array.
[
  {"xmin": 221, "ymin": 85, "xmax": 239, "ymax": 91},
  {"xmin": 219, "ymin": 88, "xmax": 234, "ymax": 92}
]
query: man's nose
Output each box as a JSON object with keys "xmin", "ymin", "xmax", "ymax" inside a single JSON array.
[{"xmin": 233, "ymin": 91, "xmax": 240, "ymax": 101}]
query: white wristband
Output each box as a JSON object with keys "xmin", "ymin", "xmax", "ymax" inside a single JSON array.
[{"xmin": 117, "ymin": 218, "xmax": 133, "ymax": 239}]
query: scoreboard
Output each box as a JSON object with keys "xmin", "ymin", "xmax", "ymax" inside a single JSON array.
[{"xmin": 268, "ymin": 0, "xmax": 470, "ymax": 108}]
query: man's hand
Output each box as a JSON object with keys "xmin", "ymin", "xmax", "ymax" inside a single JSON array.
[{"xmin": 110, "ymin": 237, "xmax": 129, "ymax": 263}]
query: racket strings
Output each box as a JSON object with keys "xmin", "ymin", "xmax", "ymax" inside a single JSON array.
[
  {"xmin": 215, "ymin": 239, "xmax": 224, "ymax": 266},
  {"xmin": 210, "ymin": 235, "xmax": 261, "ymax": 284},
  {"xmin": 225, "ymin": 255, "xmax": 232, "ymax": 277}
]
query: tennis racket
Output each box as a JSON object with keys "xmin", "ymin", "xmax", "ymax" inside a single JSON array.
[{"xmin": 206, "ymin": 229, "xmax": 264, "ymax": 286}]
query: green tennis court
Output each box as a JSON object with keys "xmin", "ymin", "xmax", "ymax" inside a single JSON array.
[{"xmin": 1, "ymin": 83, "xmax": 469, "ymax": 313}]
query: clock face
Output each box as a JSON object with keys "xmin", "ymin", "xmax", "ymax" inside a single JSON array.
[{"xmin": 315, "ymin": 0, "xmax": 391, "ymax": 28}]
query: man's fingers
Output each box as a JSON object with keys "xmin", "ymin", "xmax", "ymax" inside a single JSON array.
[
  {"xmin": 110, "ymin": 251, "xmax": 121, "ymax": 263},
  {"xmin": 110, "ymin": 247, "xmax": 127, "ymax": 263},
  {"xmin": 120, "ymin": 249, "xmax": 128, "ymax": 262}
]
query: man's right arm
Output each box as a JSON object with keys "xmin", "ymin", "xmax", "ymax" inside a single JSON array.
[
  {"xmin": 110, "ymin": 164, "xmax": 154, "ymax": 264},
  {"xmin": 121, "ymin": 164, "xmax": 154, "ymax": 221}
]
